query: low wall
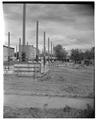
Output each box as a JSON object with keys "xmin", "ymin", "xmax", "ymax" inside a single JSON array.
[{"xmin": 14, "ymin": 63, "xmax": 41, "ymax": 77}]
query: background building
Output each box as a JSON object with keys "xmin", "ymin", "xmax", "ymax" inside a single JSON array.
[{"xmin": 3, "ymin": 45, "xmax": 14, "ymax": 61}]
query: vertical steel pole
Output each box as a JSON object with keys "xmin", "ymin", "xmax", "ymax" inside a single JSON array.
[
  {"xmin": 51, "ymin": 41, "xmax": 52, "ymax": 62},
  {"xmin": 43, "ymin": 32, "xmax": 46, "ymax": 66},
  {"xmin": 48, "ymin": 37, "xmax": 50, "ymax": 63},
  {"xmin": 22, "ymin": 4, "xmax": 26, "ymax": 61},
  {"xmin": 16, "ymin": 45, "xmax": 17, "ymax": 59},
  {"xmin": 36, "ymin": 21, "xmax": 39, "ymax": 62},
  {"xmin": 8, "ymin": 32, "xmax": 10, "ymax": 69},
  {"xmin": 19, "ymin": 38, "xmax": 21, "ymax": 62},
  {"xmin": 52, "ymin": 43, "xmax": 54, "ymax": 68},
  {"xmin": 23, "ymin": 4, "xmax": 26, "ymax": 46}
]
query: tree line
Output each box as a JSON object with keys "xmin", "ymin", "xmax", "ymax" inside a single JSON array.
[
  {"xmin": 14, "ymin": 44, "xmax": 95, "ymax": 65},
  {"xmin": 53, "ymin": 44, "xmax": 95, "ymax": 64}
]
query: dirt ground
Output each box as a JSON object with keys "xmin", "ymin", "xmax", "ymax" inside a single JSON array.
[
  {"xmin": 4, "ymin": 105, "xmax": 95, "ymax": 118},
  {"xmin": 4, "ymin": 63, "xmax": 95, "ymax": 118},
  {"xmin": 4, "ymin": 64, "xmax": 94, "ymax": 98}
]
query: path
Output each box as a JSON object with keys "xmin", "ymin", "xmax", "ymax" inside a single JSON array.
[{"xmin": 4, "ymin": 94, "xmax": 94, "ymax": 109}]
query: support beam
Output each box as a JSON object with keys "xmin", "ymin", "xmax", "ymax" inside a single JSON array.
[
  {"xmin": 36, "ymin": 21, "xmax": 39, "ymax": 62},
  {"xmin": 22, "ymin": 3, "xmax": 26, "ymax": 62},
  {"xmin": 51, "ymin": 41, "xmax": 52, "ymax": 61},
  {"xmin": 43, "ymin": 32, "xmax": 46, "ymax": 65},
  {"xmin": 16, "ymin": 45, "xmax": 17, "ymax": 59},
  {"xmin": 48, "ymin": 37, "xmax": 50, "ymax": 62},
  {"xmin": 19, "ymin": 38, "xmax": 21, "ymax": 62},
  {"xmin": 22, "ymin": 4, "xmax": 26, "ymax": 46},
  {"xmin": 53, "ymin": 44, "xmax": 54, "ymax": 60},
  {"xmin": 8, "ymin": 32, "xmax": 10, "ymax": 63}
]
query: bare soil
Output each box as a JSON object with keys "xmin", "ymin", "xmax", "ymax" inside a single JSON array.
[
  {"xmin": 4, "ymin": 65, "xmax": 94, "ymax": 98},
  {"xmin": 4, "ymin": 63, "xmax": 95, "ymax": 118},
  {"xmin": 4, "ymin": 105, "xmax": 95, "ymax": 118}
]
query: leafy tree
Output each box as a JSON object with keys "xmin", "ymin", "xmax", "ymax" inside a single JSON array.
[
  {"xmin": 70, "ymin": 49, "xmax": 83, "ymax": 63},
  {"xmin": 70, "ymin": 47, "xmax": 95, "ymax": 64},
  {"xmin": 54, "ymin": 44, "xmax": 67, "ymax": 61},
  {"xmin": 90, "ymin": 47, "xmax": 95, "ymax": 59},
  {"xmin": 84, "ymin": 47, "xmax": 95, "ymax": 60}
]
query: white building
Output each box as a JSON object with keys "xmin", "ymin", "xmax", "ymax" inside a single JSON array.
[{"xmin": 3, "ymin": 45, "xmax": 14, "ymax": 61}]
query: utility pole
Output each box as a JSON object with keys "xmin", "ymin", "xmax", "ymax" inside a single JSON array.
[{"xmin": 36, "ymin": 21, "xmax": 39, "ymax": 62}]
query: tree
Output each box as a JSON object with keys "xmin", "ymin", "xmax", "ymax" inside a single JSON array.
[
  {"xmin": 70, "ymin": 49, "xmax": 83, "ymax": 63},
  {"xmin": 70, "ymin": 47, "xmax": 95, "ymax": 64},
  {"xmin": 54, "ymin": 44, "xmax": 67, "ymax": 61},
  {"xmin": 84, "ymin": 47, "xmax": 95, "ymax": 60},
  {"xmin": 91, "ymin": 47, "xmax": 95, "ymax": 59}
]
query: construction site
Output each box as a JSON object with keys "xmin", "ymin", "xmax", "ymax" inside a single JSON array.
[{"xmin": 3, "ymin": 3, "xmax": 95, "ymax": 118}]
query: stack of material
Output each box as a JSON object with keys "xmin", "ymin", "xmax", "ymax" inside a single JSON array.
[{"xmin": 14, "ymin": 63, "xmax": 41, "ymax": 77}]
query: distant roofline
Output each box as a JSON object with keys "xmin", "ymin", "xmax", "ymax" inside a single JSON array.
[{"xmin": 3, "ymin": 45, "xmax": 14, "ymax": 49}]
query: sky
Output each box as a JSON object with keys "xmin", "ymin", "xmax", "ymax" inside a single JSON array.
[{"xmin": 3, "ymin": 3, "xmax": 94, "ymax": 52}]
